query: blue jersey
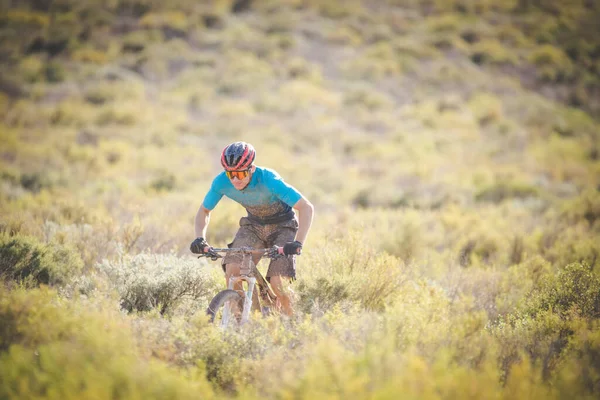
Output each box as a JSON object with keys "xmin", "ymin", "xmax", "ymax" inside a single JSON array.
[{"xmin": 202, "ymin": 166, "xmax": 303, "ymax": 224}]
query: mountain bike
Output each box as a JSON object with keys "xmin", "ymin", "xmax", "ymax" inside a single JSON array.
[{"xmin": 198, "ymin": 247, "xmax": 281, "ymax": 328}]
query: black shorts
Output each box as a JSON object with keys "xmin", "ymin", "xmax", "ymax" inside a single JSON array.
[{"xmin": 222, "ymin": 217, "xmax": 299, "ymax": 280}]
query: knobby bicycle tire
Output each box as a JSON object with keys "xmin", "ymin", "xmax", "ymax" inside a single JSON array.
[{"xmin": 206, "ymin": 289, "xmax": 243, "ymax": 325}]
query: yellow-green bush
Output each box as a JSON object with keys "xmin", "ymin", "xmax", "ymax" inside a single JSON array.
[
  {"xmin": 344, "ymin": 41, "xmax": 405, "ymax": 80},
  {"xmin": 475, "ymin": 180, "xmax": 540, "ymax": 203},
  {"xmin": 17, "ymin": 56, "xmax": 46, "ymax": 83},
  {"xmin": 0, "ymin": 233, "xmax": 83, "ymax": 287},
  {"xmin": 470, "ymin": 38, "xmax": 520, "ymax": 66},
  {"xmin": 525, "ymin": 262, "xmax": 600, "ymax": 320},
  {"xmin": 552, "ymin": 322, "xmax": 600, "ymax": 398},
  {"xmin": 304, "ymin": 0, "xmax": 364, "ymax": 19},
  {"xmin": 0, "ymin": 287, "xmax": 216, "ymax": 399},
  {"xmin": 529, "ymin": 44, "xmax": 575, "ymax": 82},
  {"xmin": 95, "ymin": 105, "xmax": 139, "ymax": 126},
  {"xmin": 560, "ymin": 189, "xmax": 600, "ymax": 228},
  {"xmin": 343, "ymin": 84, "xmax": 395, "ymax": 111},
  {"xmin": 139, "ymin": 11, "xmax": 190, "ymax": 33},
  {"xmin": 297, "ymin": 233, "xmax": 409, "ymax": 313},
  {"xmin": 71, "ymin": 47, "xmax": 110, "ymax": 64},
  {"xmin": 468, "ymin": 92, "xmax": 504, "ymax": 126},
  {"xmin": 215, "ymin": 49, "xmax": 274, "ymax": 93},
  {"xmin": 98, "ymin": 253, "xmax": 221, "ymax": 315},
  {"xmin": 491, "ymin": 261, "xmax": 600, "ymax": 386}
]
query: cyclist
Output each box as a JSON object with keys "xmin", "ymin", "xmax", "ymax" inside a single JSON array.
[{"xmin": 190, "ymin": 141, "xmax": 314, "ymax": 316}]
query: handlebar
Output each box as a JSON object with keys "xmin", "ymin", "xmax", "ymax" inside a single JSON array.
[{"xmin": 197, "ymin": 246, "xmax": 283, "ymax": 261}]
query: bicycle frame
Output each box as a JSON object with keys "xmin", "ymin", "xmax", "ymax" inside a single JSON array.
[{"xmin": 202, "ymin": 247, "xmax": 278, "ymax": 327}]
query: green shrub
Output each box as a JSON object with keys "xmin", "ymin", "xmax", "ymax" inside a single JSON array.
[
  {"xmin": 457, "ymin": 233, "xmax": 504, "ymax": 267},
  {"xmin": 149, "ymin": 172, "xmax": 177, "ymax": 192},
  {"xmin": 0, "ymin": 10, "xmax": 49, "ymax": 61},
  {"xmin": 529, "ymin": 45, "xmax": 575, "ymax": 82},
  {"xmin": 552, "ymin": 323, "xmax": 600, "ymax": 398},
  {"xmin": 325, "ymin": 25, "xmax": 363, "ymax": 46},
  {"xmin": 426, "ymin": 13, "xmax": 463, "ymax": 33},
  {"xmin": 306, "ymin": 0, "xmax": 363, "ymax": 19},
  {"xmin": 475, "ymin": 180, "xmax": 540, "ymax": 203},
  {"xmin": 468, "ymin": 92, "xmax": 504, "ymax": 126},
  {"xmin": 0, "ymin": 10, "xmax": 49, "ymax": 28},
  {"xmin": 121, "ymin": 30, "xmax": 162, "ymax": 53},
  {"xmin": 41, "ymin": 218, "xmax": 118, "ymax": 269},
  {"xmin": 470, "ymin": 39, "xmax": 519, "ymax": 66},
  {"xmin": 560, "ymin": 189, "xmax": 600, "ymax": 227},
  {"xmin": 0, "ymin": 287, "xmax": 215, "ymax": 399},
  {"xmin": 297, "ymin": 233, "xmax": 408, "ymax": 313},
  {"xmin": 285, "ymin": 57, "xmax": 324, "ymax": 82},
  {"xmin": 494, "ymin": 260, "xmax": 600, "ymax": 386},
  {"xmin": 491, "ymin": 310, "xmax": 571, "ymax": 383},
  {"xmin": 18, "ymin": 56, "xmax": 45, "ymax": 83},
  {"xmin": 71, "ymin": 47, "xmax": 110, "ymax": 64},
  {"xmin": 139, "ymin": 11, "xmax": 190, "ymax": 33},
  {"xmin": 19, "ymin": 171, "xmax": 55, "ymax": 192},
  {"xmin": 342, "ymin": 56, "xmax": 402, "ymax": 80},
  {"xmin": 48, "ymin": 101, "xmax": 93, "ymax": 126},
  {"xmin": 380, "ymin": 211, "xmax": 424, "ymax": 262},
  {"xmin": 95, "ymin": 106, "xmax": 138, "ymax": 126},
  {"xmin": 392, "ymin": 37, "xmax": 440, "ymax": 59},
  {"xmin": 343, "ymin": 85, "xmax": 395, "ymax": 111},
  {"xmin": 550, "ymin": 108, "xmax": 599, "ymax": 140},
  {"xmin": 342, "ymin": 43, "xmax": 403, "ymax": 80},
  {"xmin": 296, "ymin": 277, "xmax": 351, "ymax": 314},
  {"xmin": 84, "ymin": 85, "xmax": 116, "ymax": 105},
  {"xmin": 525, "ymin": 262, "xmax": 600, "ymax": 320},
  {"xmin": 98, "ymin": 253, "xmax": 220, "ymax": 315},
  {"xmin": 493, "ymin": 256, "xmax": 553, "ymax": 317},
  {"xmin": 44, "ymin": 61, "xmax": 66, "ymax": 83},
  {"xmin": 497, "ymin": 25, "xmax": 532, "ymax": 48},
  {"xmin": 0, "ymin": 233, "xmax": 83, "ymax": 287},
  {"xmin": 215, "ymin": 50, "xmax": 274, "ymax": 93}
]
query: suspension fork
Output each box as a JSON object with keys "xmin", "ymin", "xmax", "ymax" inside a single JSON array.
[{"xmin": 226, "ymin": 251, "xmax": 256, "ymax": 325}]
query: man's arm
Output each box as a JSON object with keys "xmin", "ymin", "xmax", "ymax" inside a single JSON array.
[
  {"xmin": 194, "ymin": 205, "xmax": 212, "ymax": 239},
  {"xmin": 293, "ymin": 197, "xmax": 314, "ymax": 244}
]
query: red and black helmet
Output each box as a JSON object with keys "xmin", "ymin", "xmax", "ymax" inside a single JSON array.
[{"xmin": 220, "ymin": 142, "xmax": 256, "ymax": 171}]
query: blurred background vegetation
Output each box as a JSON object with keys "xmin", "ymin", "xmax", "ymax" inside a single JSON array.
[{"xmin": 1, "ymin": 0, "xmax": 599, "ymax": 398}]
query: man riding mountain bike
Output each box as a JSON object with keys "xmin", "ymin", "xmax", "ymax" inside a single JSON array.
[{"xmin": 190, "ymin": 141, "xmax": 314, "ymax": 316}]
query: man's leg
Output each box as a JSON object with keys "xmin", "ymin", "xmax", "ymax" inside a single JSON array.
[
  {"xmin": 265, "ymin": 219, "xmax": 299, "ymax": 316},
  {"xmin": 268, "ymin": 275, "xmax": 293, "ymax": 316}
]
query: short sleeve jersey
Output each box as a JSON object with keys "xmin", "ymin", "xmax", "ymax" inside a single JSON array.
[{"xmin": 202, "ymin": 166, "xmax": 302, "ymax": 223}]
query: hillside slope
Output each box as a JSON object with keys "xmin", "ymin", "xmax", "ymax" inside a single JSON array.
[{"xmin": 1, "ymin": 1, "xmax": 600, "ymax": 399}]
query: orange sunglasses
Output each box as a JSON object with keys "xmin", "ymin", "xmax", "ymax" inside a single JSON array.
[{"xmin": 225, "ymin": 169, "xmax": 250, "ymax": 180}]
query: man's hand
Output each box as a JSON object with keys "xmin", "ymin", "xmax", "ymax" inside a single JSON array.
[
  {"xmin": 190, "ymin": 237, "xmax": 210, "ymax": 254},
  {"xmin": 283, "ymin": 240, "xmax": 303, "ymax": 256}
]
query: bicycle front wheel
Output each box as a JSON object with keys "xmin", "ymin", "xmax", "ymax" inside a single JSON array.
[{"xmin": 206, "ymin": 289, "xmax": 243, "ymax": 328}]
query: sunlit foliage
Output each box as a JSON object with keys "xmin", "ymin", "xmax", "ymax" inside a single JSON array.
[{"xmin": 0, "ymin": 0, "xmax": 599, "ymax": 398}]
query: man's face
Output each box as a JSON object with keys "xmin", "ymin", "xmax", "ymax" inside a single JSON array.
[{"xmin": 227, "ymin": 165, "xmax": 255, "ymax": 190}]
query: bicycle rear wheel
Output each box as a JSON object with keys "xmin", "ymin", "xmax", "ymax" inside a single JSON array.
[{"xmin": 206, "ymin": 290, "xmax": 243, "ymax": 328}]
